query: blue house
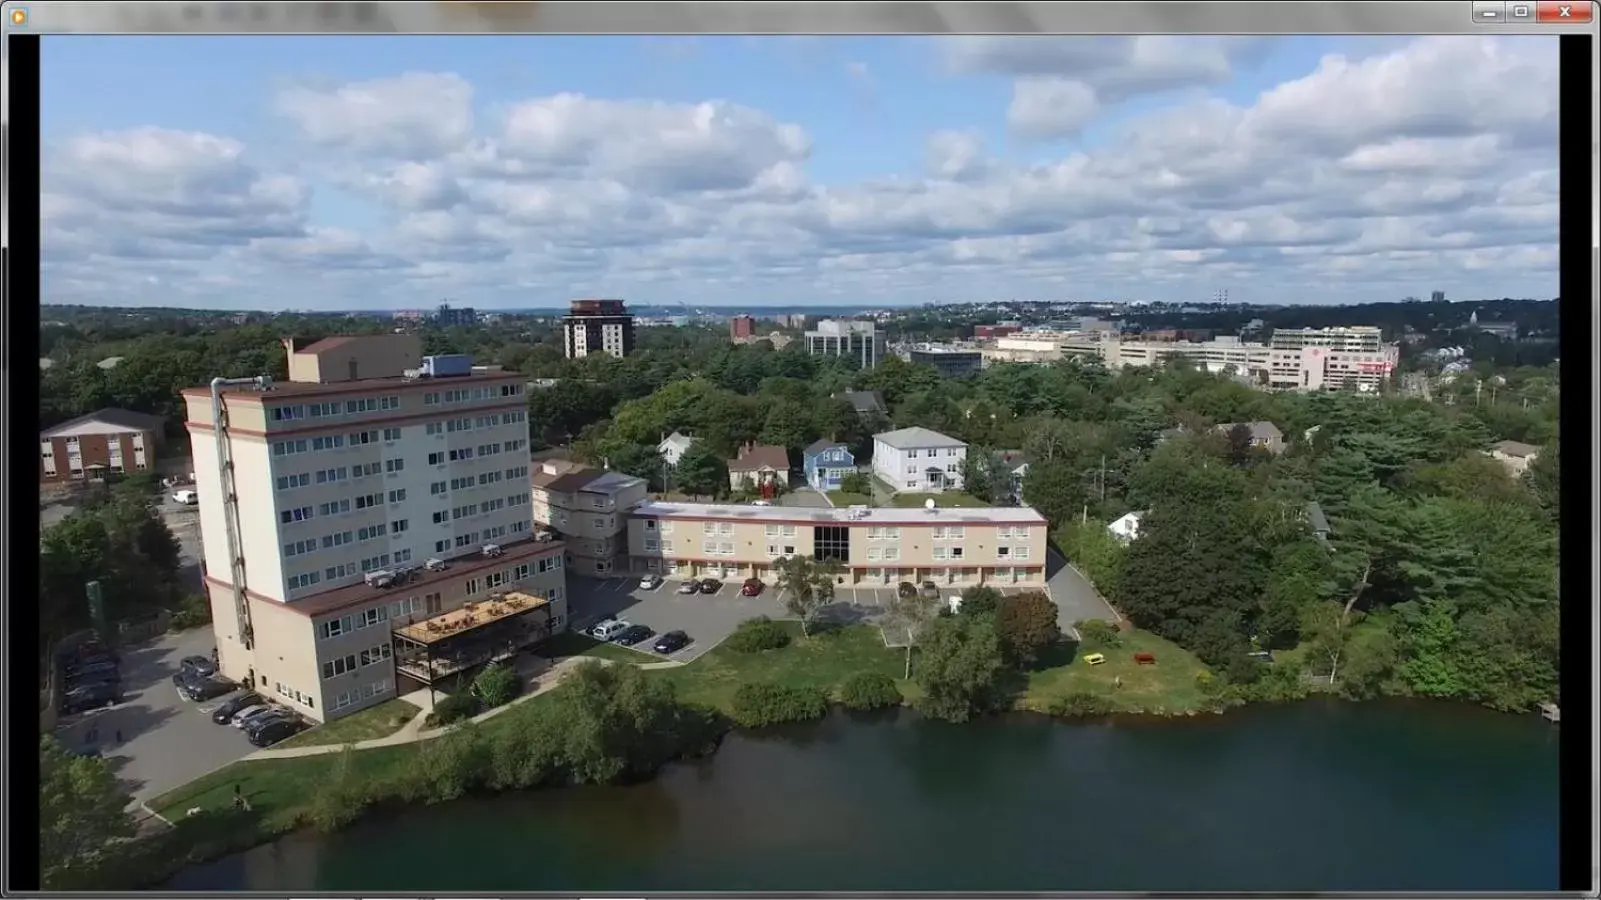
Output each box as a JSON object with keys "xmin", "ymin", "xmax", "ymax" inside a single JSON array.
[{"xmin": 803, "ymin": 439, "xmax": 856, "ymax": 492}]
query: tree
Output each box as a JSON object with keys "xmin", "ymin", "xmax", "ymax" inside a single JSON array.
[
  {"xmin": 839, "ymin": 471, "xmax": 870, "ymax": 497},
  {"xmin": 1301, "ymin": 599, "xmax": 1363, "ymax": 685},
  {"xmin": 885, "ymin": 589, "xmax": 940, "ymax": 678},
  {"xmin": 41, "ymin": 736, "xmax": 136, "ymax": 886},
  {"xmin": 995, "ymin": 591, "xmax": 1062, "ymax": 667},
  {"xmin": 960, "ymin": 450, "xmax": 999, "ymax": 504},
  {"xmin": 1021, "ymin": 459, "xmax": 1086, "ymax": 527},
  {"xmin": 673, "ymin": 443, "xmax": 727, "ymax": 499},
  {"xmin": 957, "ymin": 585, "xmax": 1003, "ymax": 617},
  {"xmin": 471, "ymin": 663, "xmax": 522, "ymax": 708},
  {"xmin": 914, "ymin": 613, "xmax": 1006, "ymax": 723},
  {"xmin": 772, "ymin": 554, "xmax": 843, "ymax": 637}
]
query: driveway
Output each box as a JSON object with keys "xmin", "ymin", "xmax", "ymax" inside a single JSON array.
[
  {"xmin": 57, "ymin": 628, "xmax": 258, "ymax": 809},
  {"xmin": 779, "ymin": 487, "xmax": 834, "ymax": 509},
  {"xmin": 565, "ymin": 575, "xmax": 791, "ymax": 662},
  {"xmin": 1045, "ymin": 547, "xmax": 1119, "ymax": 631},
  {"xmin": 155, "ymin": 498, "xmax": 205, "ymax": 592}
]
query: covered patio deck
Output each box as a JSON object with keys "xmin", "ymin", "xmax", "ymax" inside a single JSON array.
[{"xmin": 392, "ymin": 591, "xmax": 554, "ymax": 684}]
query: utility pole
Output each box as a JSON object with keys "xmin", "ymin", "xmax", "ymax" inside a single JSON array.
[{"xmin": 1099, "ymin": 454, "xmax": 1107, "ymax": 503}]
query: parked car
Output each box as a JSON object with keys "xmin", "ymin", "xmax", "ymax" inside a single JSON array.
[
  {"xmin": 66, "ymin": 661, "xmax": 120, "ymax": 685},
  {"xmin": 234, "ymin": 704, "xmax": 291, "ymax": 730},
  {"xmin": 211, "ymin": 692, "xmax": 266, "ymax": 724},
  {"xmin": 614, "ymin": 624, "xmax": 654, "ymax": 646},
  {"xmin": 171, "ymin": 489, "xmax": 199, "ymax": 505},
  {"xmin": 248, "ymin": 718, "xmax": 306, "ymax": 747},
  {"xmin": 652, "ymin": 631, "xmax": 691, "ymax": 654},
  {"xmin": 590, "ymin": 619, "xmax": 630, "ymax": 642},
  {"xmin": 698, "ymin": 578, "xmax": 723, "ymax": 594},
  {"xmin": 897, "ymin": 581, "xmax": 918, "ymax": 599},
  {"xmin": 179, "ymin": 655, "xmax": 218, "ymax": 679},
  {"xmin": 752, "ymin": 499, "xmax": 772, "ymax": 506},
  {"xmin": 61, "ymin": 681, "xmax": 123, "ymax": 714},
  {"xmin": 740, "ymin": 578, "xmax": 764, "ymax": 597},
  {"xmin": 676, "ymin": 580, "xmax": 700, "ymax": 595},
  {"xmin": 919, "ymin": 580, "xmax": 940, "ymax": 599},
  {"xmin": 177, "ymin": 675, "xmax": 235, "ymax": 702},
  {"xmin": 639, "ymin": 574, "xmax": 663, "ymax": 590}
]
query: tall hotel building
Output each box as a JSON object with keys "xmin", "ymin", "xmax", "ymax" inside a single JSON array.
[
  {"xmin": 183, "ymin": 334, "xmax": 569, "ymax": 722},
  {"xmin": 562, "ymin": 298, "xmax": 636, "ymax": 359}
]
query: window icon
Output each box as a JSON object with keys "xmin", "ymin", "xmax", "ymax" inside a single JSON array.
[
  {"xmin": 8, "ymin": 8, "xmax": 26, "ymax": 25},
  {"xmin": 1508, "ymin": 2, "xmax": 1532, "ymax": 16}
]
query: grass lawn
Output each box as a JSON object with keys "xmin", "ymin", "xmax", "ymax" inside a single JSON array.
[
  {"xmin": 272, "ymin": 699, "xmax": 420, "ymax": 750},
  {"xmin": 652, "ymin": 621, "xmax": 908, "ymax": 712},
  {"xmin": 1020, "ymin": 628, "xmax": 1211, "ymax": 714},
  {"xmin": 888, "ymin": 491, "xmax": 989, "ymax": 508},
  {"xmin": 827, "ymin": 491, "xmax": 871, "ymax": 507},
  {"xmin": 542, "ymin": 630, "xmax": 657, "ymax": 664}
]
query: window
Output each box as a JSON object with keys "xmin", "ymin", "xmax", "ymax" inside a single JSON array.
[
  {"xmin": 326, "ymin": 562, "xmax": 357, "ymax": 580},
  {"xmin": 950, "ymin": 547, "xmax": 964, "ymax": 559},
  {"xmin": 321, "ymin": 654, "xmax": 359, "ymax": 679},
  {"xmin": 308, "ymin": 401, "xmax": 340, "ymax": 418},
  {"xmin": 867, "ymin": 548, "xmax": 882, "ymax": 561},
  {"xmin": 430, "ymin": 481, "xmax": 448, "ymax": 495},
  {"xmin": 354, "ymin": 461, "xmax": 382, "ymax": 478},
  {"xmin": 466, "ymin": 577, "xmax": 483, "ymax": 595},
  {"xmin": 348, "ymin": 430, "xmax": 379, "ymax": 446},
  {"xmin": 946, "ymin": 448, "xmax": 960, "ymax": 457},
  {"xmin": 388, "ymin": 488, "xmax": 407, "ymax": 503},
  {"xmin": 354, "ymin": 493, "xmax": 383, "ymax": 510},
  {"xmin": 383, "ymin": 426, "xmax": 403, "ymax": 441},
  {"xmin": 315, "ymin": 467, "xmax": 349, "ymax": 484},
  {"xmin": 357, "ymin": 524, "xmax": 388, "ymax": 542},
  {"xmin": 320, "ymin": 615, "xmax": 352, "ymax": 639},
  {"xmin": 323, "ymin": 531, "xmax": 354, "ymax": 549},
  {"xmin": 448, "ymin": 447, "xmax": 475, "ymax": 462},
  {"xmin": 486, "ymin": 571, "xmax": 506, "ymax": 589},
  {"xmin": 433, "ymin": 511, "xmax": 449, "ymax": 524},
  {"xmin": 435, "ymin": 540, "xmax": 450, "ymax": 553},
  {"xmin": 394, "ymin": 548, "xmax": 413, "ymax": 564},
  {"xmin": 645, "ymin": 520, "xmax": 658, "ymax": 532},
  {"xmin": 380, "ymin": 396, "xmax": 402, "ymax": 411},
  {"xmin": 499, "ymin": 383, "xmax": 524, "ymax": 398},
  {"xmin": 1012, "ymin": 546, "xmax": 1031, "ymax": 560},
  {"xmin": 385, "ymin": 458, "xmax": 406, "ymax": 474},
  {"xmin": 280, "ymin": 506, "xmax": 314, "ymax": 524},
  {"xmin": 287, "ymin": 571, "xmax": 321, "ymax": 590},
  {"xmin": 346, "ymin": 398, "xmax": 378, "ymax": 414},
  {"xmin": 423, "ymin": 392, "xmax": 440, "ymax": 406},
  {"xmin": 426, "ymin": 422, "xmax": 444, "ymax": 436},
  {"xmin": 883, "ymin": 547, "xmax": 900, "ymax": 561},
  {"xmin": 360, "ymin": 554, "xmax": 391, "ymax": 572},
  {"xmin": 318, "ymin": 499, "xmax": 351, "ymax": 516},
  {"xmin": 283, "ymin": 539, "xmax": 317, "ymax": 557},
  {"xmin": 272, "ymin": 439, "xmax": 309, "ymax": 457},
  {"xmin": 311, "ymin": 434, "xmax": 345, "ymax": 451},
  {"xmin": 997, "ymin": 546, "xmax": 1011, "ymax": 558},
  {"xmin": 276, "ymin": 472, "xmax": 311, "ymax": 491},
  {"xmin": 513, "ymin": 563, "xmax": 530, "ymax": 580},
  {"xmin": 428, "ymin": 452, "xmax": 446, "ymax": 466},
  {"xmin": 906, "ymin": 449, "xmax": 919, "ymax": 459},
  {"xmin": 272, "ymin": 405, "xmax": 306, "ymax": 422}
]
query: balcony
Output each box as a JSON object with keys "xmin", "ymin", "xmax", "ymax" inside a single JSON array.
[{"xmin": 392, "ymin": 591, "xmax": 553, "ymax": 684}]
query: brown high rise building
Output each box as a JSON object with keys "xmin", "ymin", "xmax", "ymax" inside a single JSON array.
[{"xmin": 729, "ymin": 315, "xmax": 756, "ymax": 341}]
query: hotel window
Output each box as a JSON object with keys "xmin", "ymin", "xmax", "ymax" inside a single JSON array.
[
  {"xmin": 645, "ymin": 539, "xmax": 659, "ymax": 551},
  {"xmin": 385, "ymin": 458, "xmax": 406, "ymax": 474},
  {"xmin": 280, "ymin": 506, "xmax": 314, "ymax": 524},
  {"xmin": 933, "ymin": 548, "xmax": 949, "ymax": 561},
  {"xmin": 703, "ymin": 522, "xmax": 718, "ymax": 536},
  {"xmin": 428, "ymin": 452, "xmax": 446, "ymax": 465},
  {"xmin": 719, "ymin": 542, "xmax": 735, "ymax": 556},
  {"xmin": 1012, "ymin": 546, "xmax": 1031, "ymax": 560},
  {"xmin": 318, "ymin": 499, "xmax": 351, "ymax": 516},
  {"xmin": 272, "ymin": 405, "xmax": 307, "ymax": 422},
  {"xmin": 380, "ymin": 396, "xmax": 402, "ymax": 411},
  {"xmin": 354, "ymin": 461, "xmax": 382, "ymax": 478},
  {"xmin": 719, "ymin": 523, "xmax": 734, "ymax": 536},
  {"xmin": 997, "ymin": 547, "xmax": 1010, "ymax": 558},
  {"xmin": 466, "ymin": 578, "xmax": 483, "ymax": 595},
  {"xmin": 383, "ymin": 427, "xmax": 403, "ymax": 441},
  {"xmin": 312, "ymin": 434, "xmax": 345, "ymax": 451},
  {"xmin": 949, "ymin": 547, "xmax": 964, "ymax": 559},
  {"xmin": 704, "ymin": 541, "xmax": 719, "ymax": 555},
  {"xmin": 486, "ymin": 572, "xmax": 506, "ymax": 589},
  {"xmin": 661, "ymin": 540, "xmax": 675, "ymax": 553},
  {"xmin": 867, "ymin": 548, "xmax": 883, "ymax": 561},
  {"xmin": 883, "ymin": 548, "xmax": 900, "ymax": 561},
  {"xmin": 765, "ymin": 525, "xmax": 781, "ymax": 538}
]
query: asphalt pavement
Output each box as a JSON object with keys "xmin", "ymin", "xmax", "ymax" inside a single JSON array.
[
  {"xmin": 1045, "ymin": 547, "xmax": 1120, "ymax": 632},
  {"xmin": 565, "ymin": 575, "xmax": 791, "ymax": 662}
]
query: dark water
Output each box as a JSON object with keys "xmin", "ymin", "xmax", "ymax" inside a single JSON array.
[{"xmin": 169, "ymin": 700, "xmax": 1560, "ymax": 893}]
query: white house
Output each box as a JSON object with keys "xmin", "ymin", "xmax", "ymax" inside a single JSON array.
[
  {"xmin": 872, "ymin": 427, "xmax": 967, "ymax": 493},
  {"xmin": 659, "ymin": 431, "xmax": 696, "ymax": 467},
  {"xmin": 1107, "ymin": 511, "xmax": 1145, "ymax": 543}
]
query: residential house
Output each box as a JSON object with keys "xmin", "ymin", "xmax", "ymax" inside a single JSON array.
[
  {"xmin": 837, "ymin": 390, "xmax": 888, "ymax": 418},
  {"xmin": 727, "ymin": 443, "xmax": 791, "ymax": 492},
  {"xmin": 992, "ymin": 450, "xmax": 1030, "ymax": 503},
  {"xmin": 803, "ymin": 440, "xmax": 856, "ymax": 492},
  {"xmin": 530, "ymin": 459, "xmax": 649, "ymax": 574},
  {"xmin": 1305, "ymin": 501, "xmax": 1332, "ymax": 547},
  {"xmin": 1107, "ymin": 511, "xmax": 1145, "ymax": 543},
  {"xmin": 1487, "ymin": 440, "xmax": 1541, "ymax": 476},
  {"xmin": 1214, "ymin": 421, "xmax": 1286, "ymax": 455},
  {"xmin": 40, "ymin": 407, "xmax": 167, "ymax": 483},
  {"xmin": 659, "ymin": 431, "xmax": 696, "ymax": 467},
  {"xmin": 872, "ymin": 427, "xmax": 968, "ymax": 493}
]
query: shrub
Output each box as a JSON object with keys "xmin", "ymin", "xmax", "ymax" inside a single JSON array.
[
  {"xmin": 424, "ymin": 692, "xmax": 481, "ymax": 728},
  {"xmin": 168, "ymin": 594, "xmax": 212, "ymax": 632},
  {"xmin": 1076, "ymin": 619, "xmax": 1122, "ymax": 649},
  {"xmin": 1194, "ymin": 670, "xmax": 1219, "ymax": 695},
  {"xmin": 724, "ymin": 616, "xmax": 792, "ymax": 653},
  {"xmin": 1048, "ymin": 691, "xmax": 1116, "ymax": 717},
  {"xmin": 472, "ymin": 663, "xmax": 522, "ymax": 708},
  {"xmin": 730, "ymin": 682, "xmax": 828, "ymax": 727},
  {"xmin": 838, "ymin": 672, "xmax": 901, "ymax": 711}
]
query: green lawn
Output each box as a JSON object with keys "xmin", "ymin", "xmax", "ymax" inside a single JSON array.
[
  {"xmin": 827, "ymin": 491, "xmax": 871, "ymax": 507},
  {"xmin": 1020, "ymin": 628, "xmax": 1210, "ymax": 714},
  {"xmin": 888, "ymin": 491, "xmax": 989, "ymax": 508},
  {"xmin": 542, "ymin": 630, "xmax": 657, "ymax": 664},
  {"xmin": 272, "ymin": 699, "xmax": 420, "ymax": 750},
  {"xmin": 653, "ymin": 621, "xmax": 908, "ymax": 712}
]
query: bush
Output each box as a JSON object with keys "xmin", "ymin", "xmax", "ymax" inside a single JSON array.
[
  {"xmin": 472, "ymin": 663, "xmax": 522, "ymax": 708},
  {"xmin": 730, "ymin": 682, "xmax": 828, "ymax": 727},
  {"xmin": 1195, "ymin": 670, "xmax": 1220, "ymax": 695},
  {"xmin": 1076, "ymin": 619, "xmax": 1122, "ymax": 649},
  {"xmin": 838, "ymin": 672, "xmax": 901, "ymax": 711},
  {"xmin": 168, "ymin": 594, "xmax": 212, "ymax": 632},
  {"xmin": 724, "ymin": 616, "xmax": 792, "ymax": 653},
  {"xmin": 424, "ymin": 692, "xmax": 481, "ymax": 728},
  {"xmin": 1048, "ymin": 691, "xmax": 1117, "ymax": 717}
]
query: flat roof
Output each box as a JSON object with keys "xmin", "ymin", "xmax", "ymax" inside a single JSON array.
[
  {"xmin": 630, "ymin": 501, "xmax": 1046, "ymax": 526},
  {"xmin": 394, "ymin": 591, "xmax": 550, "ymax": 645},
  {"xmin": 179, "ymin": 369, "xmax": 523, "ymax": 402}
]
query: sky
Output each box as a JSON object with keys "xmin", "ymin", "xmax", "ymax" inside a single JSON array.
[{"xmin": 38, "ymin": 34, "xmax": 1559, "ymax": 310}]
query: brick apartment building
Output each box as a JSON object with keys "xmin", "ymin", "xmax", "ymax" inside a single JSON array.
[{"xmin": 40, "ymin": 408, "xmax": 167, "ymax": 483}]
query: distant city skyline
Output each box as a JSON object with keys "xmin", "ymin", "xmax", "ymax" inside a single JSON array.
[{"xmin": 41, "ymin": 35, "xmax": 1558, "ymax": 310}]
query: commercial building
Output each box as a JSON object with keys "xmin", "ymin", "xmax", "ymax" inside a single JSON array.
[
  {"xmin": 974, "ymin": 323, "xmax": 1022, "ymax": 340},
  {"xmin": 872, "ymin": 427, "xmax": 968, "ymax": 493},
  {"xmin": 182, "ymin": 334, "xmax": 568, "ymax": 723},
  {"xmin": 805, "ymin": 319, "xmax": 886, "ymax": 369},
  {"xmin": 729, "ymin": 315, "xmax": 756, "ymax": 341},
  {"xmin": 432, "ymin": 303, "xmax": 477, "ymax": 327},
  {"xmin": 40, "ymin": 408, "xmax": 165, "ymax": 483},
  {"xmin": 626, "ymin": 501, "xmax": 1049, "ymax": 588},
  {"xmin": 530, "ymin": 459, "xmax": 649, "ymax": 576},
  {"xmin": 906, "ymin": 344, "xmax": 984, "ymax": 378},
  {"xmin": 563, "ymin": 299, "xmax": 636, "ymax": 359}
]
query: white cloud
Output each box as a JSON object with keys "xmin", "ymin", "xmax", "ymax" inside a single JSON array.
[{"xmin": 41, "ymin": 36, "xmax": 1559, "ymax": 309}]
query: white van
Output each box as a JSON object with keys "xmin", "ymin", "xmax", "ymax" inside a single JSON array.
[{"xmin": 171, "ymin": 490, "xmax": 198, "ymax": 505}]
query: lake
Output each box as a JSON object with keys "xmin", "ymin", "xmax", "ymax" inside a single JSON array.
[{"xmin": 168, "ymin": 699, "xmax": 1560, "ymax": 892}]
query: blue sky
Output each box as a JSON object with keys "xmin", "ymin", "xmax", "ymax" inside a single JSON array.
[{"xmin": 39, "ymin": 35, "xmax": 1558, "ymax": 309}]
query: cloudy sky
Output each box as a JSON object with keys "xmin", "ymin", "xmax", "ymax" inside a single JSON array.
[{"xmin": 40, "ymin": 34, "xmax": 1558, "ymax": 310}]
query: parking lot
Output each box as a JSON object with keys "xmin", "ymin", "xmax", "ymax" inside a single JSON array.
[
  {"xmin": 56, "ymin": 628, "xmax": 260, "ymax": 810},
  {"xmin": 777, "ymin": 487, "xmax": 834, "ymax": 509}
]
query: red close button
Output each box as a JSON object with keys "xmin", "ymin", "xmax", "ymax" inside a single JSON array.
[{"xmin": 1535, "ymin": 1, "xmax": 1593, "ymax": 22}]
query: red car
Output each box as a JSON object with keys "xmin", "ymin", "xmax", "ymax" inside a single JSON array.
[{"xmin": 740, "ymin": 579, "xmax": 764, "ymax": 597}]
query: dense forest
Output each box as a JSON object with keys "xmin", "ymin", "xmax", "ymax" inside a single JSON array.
[{"xmin": 35, "ymin": 308, "xmax": 1563, "ymax": 711}]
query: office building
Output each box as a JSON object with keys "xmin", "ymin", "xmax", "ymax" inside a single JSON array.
[
  {"xmin": 432, "ymin": 303, "xmax": 477, "ymax": 327},
  {"xmin": 182, "ymin": 333, "xmax": 568, "ymax": 723},
  {"xmin": 872, "ymin": 427, "xmax": 968, "ymax": 493},
  {"xmin": 729, "ymin": 315, "xmax": 756, "ymax": 341},
  {"xmin": 40, "ymin": 408, "xmax": 165, "ymax": 483},
  {"xmin": 563, "ymin": 299, "xmax": 636, "ymax": 359},
  {"xmin": 530, "ymin": 459, "xmax": 649, "ymax": 576},
  {"xmin": 805, "ymin": 319, "xmax": 886, "ymax": 369},
  {"xmin": 626, "ymin": 502, "xmax": 1048, "ymax": 588},
  {"xmin": 974, "ymin": 323, "xmax": 1021, "ymax": 340},
  {"xmin": 906, "ymin": 344, "xmax": 984, "ymax": 378}
]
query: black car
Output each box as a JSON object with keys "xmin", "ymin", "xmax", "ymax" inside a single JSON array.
[
  {"xmin": 652, "ymin": 630, "xmax": 691, "ymax": 654},
  {"xmin": 697, "ymin": 578, "xmax": 723, "ymax": 594},
  {"xmin": 179, "ymin": 655, "xmax": 218, "ymax": 679},
  {"xmin": 211, "ymin": 692, "xmax": 265, "ymax": 724},
  {"xmin": 614, "ymin": 624, "xmax": 654, "ymax": 646},
  {"xmin": 248, "ymin": 718, "xmax": 305, "ymax": 747},
  {"xmin": 182, "ymin": 676, "xmax": 236, "ymax": 702},
  {"xmin": 61, "ymin": 681, "xmax": 123, "ymax": 714}
]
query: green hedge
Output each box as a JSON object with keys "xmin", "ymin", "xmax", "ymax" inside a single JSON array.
[
  {"xmin": 838, "ymin": 672, "xmax": 902, "ymax": 711},
  {"xmin": 724, "ymin": 616, "xmax": 792, "ymax": 653},
  {"xmin": 730, "ymin": 682, "xmax": 828, "ymax": 727},
  {"xmin": 424, "ymin": 693, "xmax": 481, "ymax": 728}
]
